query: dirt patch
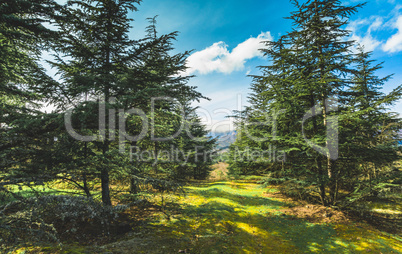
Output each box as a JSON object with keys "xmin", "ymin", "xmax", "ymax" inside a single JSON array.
[
  {"xmin": 263, "ymin": 188, "xmax": 295, "ymax": 203},
  {"xmin": 281, "ymin": 203, "xmax": 350, "ymax": 224},
  {"xmin": 264, "ymin": 190, "xmax": 350, "ymax": 224},
  {"xmin": 264, "ymin": 188, "xmax": 401, "ymax": 234},
  {"xmin": 209, "ymin": 162, "xmax": 229, "ymax": 181}
]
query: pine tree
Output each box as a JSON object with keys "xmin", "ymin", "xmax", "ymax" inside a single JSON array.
[
  {"xmin": 174, "ymin": 102, "xmax": 216, "ymax": 180},
  {"xmin": 51, "ymin": 4, "xmax": 209, "ymax": 203},
  {"xmin": 338, "ymin": 46, "xmax": 401, "ymax": 200},
  {"xmin": 0, "ymin": 0, "xmax": 60, "ymax": 121},
  {"xmin": 50, "ymin": 0, "xmax": 143, "ymax": 205},
  {"xmin": 229, "ymin": 0, "xmax": 401, "ymax": 206},
  {"xmin": 120, "ymin": 17, "xmax": 213, "ymax": 189},
  {"xmin": 0, "ymin": 0, "xmax": 60, "ymax": 187}
]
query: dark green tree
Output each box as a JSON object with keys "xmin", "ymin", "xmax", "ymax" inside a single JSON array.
[
  {"xmin": 50, "ymin": 0, "xmax": 144, "ymax": 205},
  {"xmin": 51, "ymin": 4, "xmax": 210, "ymax": 204},
  {"xmin": 120, "ymin": 17, "xmax": 213, "ymax": 191},
  {"xmin": 0, "ymin": 0, "xmax": 60, "ymax": 191},
  {"xmin": 337, "ymin": 46, "xmax": 401, "ymax": 201},
  {"xmin": 229, "ymin": 0, "xmax": 401, "ymax": 206}
]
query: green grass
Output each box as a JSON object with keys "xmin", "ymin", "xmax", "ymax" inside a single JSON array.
[
  {"xmin": 101, "ymin": 181, "xmax": 402, "ymax": 253},
  {"xmin": 0, "ymin": 182, "xmax": 88, "ymax": 206},
  {"xmin": 9, "ymin": 180, "xmax": 402, "ymax": 253}
]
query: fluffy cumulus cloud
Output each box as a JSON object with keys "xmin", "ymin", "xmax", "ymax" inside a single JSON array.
[
  {"xmin": 383, "ymin": 15, "xmax": 402, "ymax": 53},
  {"xmin": 345, "ymin": 4, "xmax": 402, "ymax": 54},
  {"xmin": 184, "ymin": 32, "xmax": 272, "ymax": 75},
  {"xmin": 347, "ymin": 17, "xmax": 383, "ymax": 52}
]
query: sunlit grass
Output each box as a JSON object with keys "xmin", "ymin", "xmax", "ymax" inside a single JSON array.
[
  {"xmin": 364, "ymin": 200, "xmax": 402, "ymax": 215},
  {"xmin": 12, "ymin": 180, "xmax": 402, "ymax": 253},
  {"xmin": 371, "ymin": 208, "xmax": 402, "ymax": 215},
  {"xmin": 131, "ymin": 181, "xmax": 402, "ymax": 253},
  {"xmin": 1, "ymin": 183, "xmax": 83, "ymax": 206}
]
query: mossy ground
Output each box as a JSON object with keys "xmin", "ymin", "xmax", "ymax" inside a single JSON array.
[
  {"xmin": 103, "ymin": 181, "xmax": 401, "ymax": 253},
  {"xmin": 12, "ymin": 181, "xmax": 402, "ymax": 253}
]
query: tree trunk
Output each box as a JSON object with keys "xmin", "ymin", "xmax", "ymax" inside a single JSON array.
[
  {"xmin": 323, "ymin": 98, "xmax": 338, "ymax": 205},
  {"xmin": 319, "ymin": 183, "xmax": 327, "ymax": 206},
  {"xmin": 317, "ymin": 158, "xmax": 327, "ymax": 206},
  {"xmin": 100, "ymin": 0, "xmax": 113, "ymax": 206},
  {"xmin": 153, "ymin": 143, "xmax": 158, "ymax": 174},
  {"xmin": 83, "ymin": 172, "xmax": 92, "ymax": 198},
  {"xmin": 328, "ymin": 160, "xmax": 337, "ymax": 205},
  {"xmin": 101, "ymin": 167, "xmax": 112, "ymax": 205},
  {"xmin": 130, "ymin": 141, "xmax": 138, "ymax": 194},
  {"xmin": 100, "ymin": 97, "xmax": 111, "ymax": 205},
  {"xmin": 130, "ymin": 177, "xmax": 138, "ymax": 194},
  {"xmin": 83, "ymin": 142, "xmax": 92, "ymax": 198}
]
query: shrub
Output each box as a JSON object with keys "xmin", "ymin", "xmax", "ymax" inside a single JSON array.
[{"xmin": 0, "ymin": 195, "xmax": 128, "ymax": 247}]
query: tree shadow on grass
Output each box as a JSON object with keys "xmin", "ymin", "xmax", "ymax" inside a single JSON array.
[
  {"xmin": 190, "ymin": 181, "xmax": 255, "ymax": 189},
  {"xmin": 102, "ymin": 183, "xmax": 402, "ymax": 254},
  {"xmin": 193, "ymin": 188, "xmax": 289, "ymax": 210},
  {"xmin": 162, "ymin": 184, "xmax": 401, "ymax": 253},
  {"xmin": 168, "ymin": 201, "xmax": 400, "ymax": 253}
]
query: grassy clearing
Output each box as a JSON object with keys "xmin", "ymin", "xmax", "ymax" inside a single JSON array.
[
  {"xmin": 7, "ymin": 165, "xmax": 401, "ymax": 253},
  {"xmin": 97, "ymin": 181, "xmax": 402, "ymax": 254},
  {"xmin": 0, "ymin": 180, "xmax": 97, "ymax": 206}
]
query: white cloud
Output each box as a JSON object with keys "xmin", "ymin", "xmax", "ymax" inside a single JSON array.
[
  {"xmin": 348, "ymin": 17, "xmax": 383, "ymax": 52},
  {"xmin": 350, "ymin": 34, "xmax": 382, "ymax": 52},
  {"xmin": 345, "ymin": 4, "xmax": 402, "ymax": 54},
  {"xmin": 184, "ymin": 32, "xmax": 272, "ymax": 75},
  {"xmin": 383, "ymin": 15, "xmax": 402, "ymax": 53}
]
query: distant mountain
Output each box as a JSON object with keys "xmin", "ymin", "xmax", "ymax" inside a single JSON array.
[{"xmin": 209, "ymin": 131, "xmax": 237, "ymax": 151}]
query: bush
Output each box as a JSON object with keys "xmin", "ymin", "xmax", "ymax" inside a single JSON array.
[
  {"xmin": 259, "ymin": 172, "xmax": 319, "ymax": 203},
  {"xmin": 0, "ymin": 195, "xmax": 128, "ymax": 247}
]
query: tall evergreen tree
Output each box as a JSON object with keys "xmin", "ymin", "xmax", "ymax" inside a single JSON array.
[
  {"xmin": 289, "ymin": 0, "xmax": 364, "ymax": 205},
  {"xmin": 0, "ymin": 0, "xmax": 60, "ymax": 186},
  {"xmin": 50, "ymin": 0, "xmax": 143, "ymax": 205},
  {"xmin": 120, "ymin": 17, "xmax": 213, "ymax": 191},
  {"xmin": 51, "ymin": 3, "xmax": 210, "ymax": 203},
  {"xmin": 229, "ymin": 0, "xmax": 401, "ymax": 206},
  {"xmin": 338, "ymin": 46, "xmax": 401, "ymax": 198}
]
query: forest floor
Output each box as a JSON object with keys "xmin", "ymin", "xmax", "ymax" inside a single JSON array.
[
  {"xmin": 18, "ymin": 181, "xmax": 399, "ymax": 253},
  {"xmin": 12, "ymin": 164, "xmax": 402, "ymax": 253},
  {"xmin": 93, "ymin": 181, "xmax": 401, "ymax": 254}
]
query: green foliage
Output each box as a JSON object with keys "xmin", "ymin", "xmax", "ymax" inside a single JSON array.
[
  {"xmin": 0, "ymin": 0, "xmax": 60, "ymax": 177},
  {"xmin": 0, "ymin": 0, "xmax": 215, "ymax": 219},
  {"xmin": 41, "ymin": 2, "xmax": 214, "ymax": 204},
  {"xmin": 0, "ymin": 195, "xmax": 128, "ymax": 247},
  {"xmin": 228, "ymin": 0, "xmax": 402, "ymax": 206}
]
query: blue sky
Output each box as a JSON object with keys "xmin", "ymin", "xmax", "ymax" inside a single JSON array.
[
  {"xmin": 128, "ymin": 0, "xmax": 294, "ymax": 132},
  {"xmin": 127, "ymin": 0, "xmax": 402, "ymax": 132},
  {"xmin": 49, "ymin": 0, "xmax": 402, "ymax": 132}
]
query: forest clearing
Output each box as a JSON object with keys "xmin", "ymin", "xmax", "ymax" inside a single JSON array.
[
  {"xmin": 2, "ymin": 0, "xmax": 402, "ymax": 253},
  {"xmin": 7, "ymin": 164, "xmax": 401, "ymax": 253}
]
